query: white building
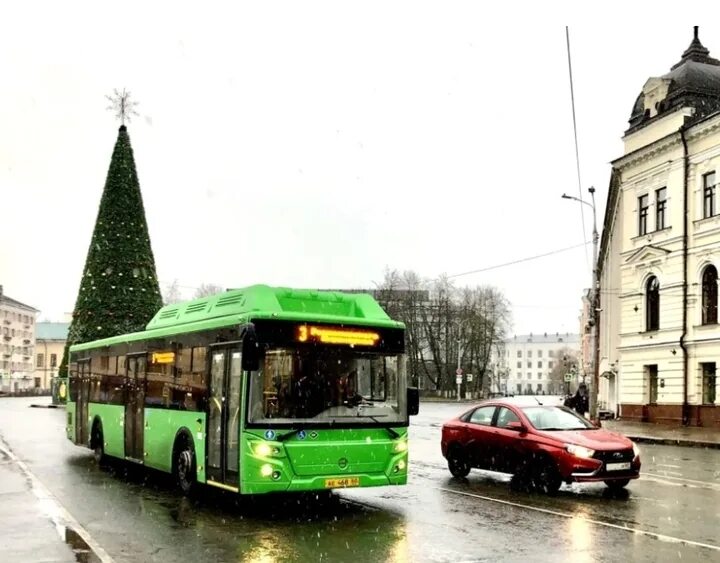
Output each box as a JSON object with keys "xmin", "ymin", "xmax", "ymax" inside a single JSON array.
[
  {"xmin": 494, "ymin": 333, "xmax": 581, "ymax": 396},
  {"xmin": 598, "ymin": 27, "xmax": 720, "ymax": 426},
  {"xmin": 0, "ymin": 285, "xmax": 39, "ymax": 393}
]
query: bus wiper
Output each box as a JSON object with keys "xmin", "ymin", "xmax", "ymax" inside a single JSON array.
[{"xmin": 359, "ymin": 413, "xmax": 399, "ymax": 439}]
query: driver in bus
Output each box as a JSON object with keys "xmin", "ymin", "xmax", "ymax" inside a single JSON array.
[{"xmin": 341, "ymin": 370, "xmax": 363, "ymax": 407}]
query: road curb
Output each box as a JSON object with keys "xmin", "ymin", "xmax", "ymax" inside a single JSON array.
[{"xmin": 628, "ymin": 435, "xmax": 720, "ymax": 450}]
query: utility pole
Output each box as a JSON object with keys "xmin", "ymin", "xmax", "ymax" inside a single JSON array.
[{"xmin": 562, "ymin": 186, "xmax": 600, "ymax": 420}]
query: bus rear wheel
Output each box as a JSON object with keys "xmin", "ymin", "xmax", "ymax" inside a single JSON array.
[
  {"xmin": 91, "ymin": 423, "xmax": 105, "ymax": 466},
  {"xmin": 173, "ymin": 436, "xmax": 197, "ymax": 495}
]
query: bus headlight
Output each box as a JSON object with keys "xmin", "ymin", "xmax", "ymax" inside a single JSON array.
[
  {"xmin": 260, "ymin": 464, "xmax": 273, "ymax": 477},
  {"xmin": 252, "ymin": 442, "xmax": 281, "ymax": 457},
  {"xmin": 393, "ymin": 439, "xmax": 408, "ymax": 453}
]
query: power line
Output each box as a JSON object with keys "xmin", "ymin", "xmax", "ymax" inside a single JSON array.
[
  {"xmin": 447, "ymin": 241, "xmax": 590, "ymax": 279},
  {"xmin": 566, "ymin": 26, "xmax": 590, "ymax": 272}
]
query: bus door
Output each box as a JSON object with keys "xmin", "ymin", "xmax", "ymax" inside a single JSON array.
[
  {"xmin": 76, "ymin": 359, "xmax": 91, "ymax": 446},
  {"xmin": 206, "ymin": 345, "xmax": 243, "ymax": 487},
  {"xmin": 124, "ymin": 354, "xmax": 146, "ymax": 461}
]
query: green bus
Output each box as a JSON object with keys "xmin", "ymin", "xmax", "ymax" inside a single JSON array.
[{"xmin": 66, "ymin": 285, "xmax": 418, "ymax": 495}]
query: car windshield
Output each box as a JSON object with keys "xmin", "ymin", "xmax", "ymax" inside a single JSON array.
[
  {"xmin": 247, "ymin": 347, "xmax": 405, "ymax": 425},
  {"xmin": 522, "ymin": 406, "xmax": 595, "ymax": 431}
]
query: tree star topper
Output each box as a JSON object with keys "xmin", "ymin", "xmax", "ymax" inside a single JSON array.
[{"xmin": 106, "ymin": 88, "xmax": 139, "ymax": 126}]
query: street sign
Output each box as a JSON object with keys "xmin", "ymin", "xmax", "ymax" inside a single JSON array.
[
  {"xmin": 456, "ymin": 368, "xmax": 463, "ymax": 376},
  {"xmin": 456, "ymin": 375, "xmax": 462, "ymax": 385},
  {"xmin": 466, "ymin": 373, "xmax": 473, "ymax": 383},
  {"xmin": 564, "ymin": 373, "xmax": 573, "ymax": 382}
]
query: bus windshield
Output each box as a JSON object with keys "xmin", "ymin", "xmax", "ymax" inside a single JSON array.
[{"xmin": 247, "ymin": 347, "xmax": 405, "ymax": 425}]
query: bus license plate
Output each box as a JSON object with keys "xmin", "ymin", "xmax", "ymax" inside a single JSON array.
[
  {"xmin": 325, "ymin": 477, "xmax": 360, "ymax": 488},
  {"xmin": 606, "ymin": 462, "xmax": 631, "ymax": 471}
]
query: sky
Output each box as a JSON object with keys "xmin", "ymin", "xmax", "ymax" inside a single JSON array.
[{"xmin": 0, "ymin": 2, "xmax": 716, "ymax": 335}]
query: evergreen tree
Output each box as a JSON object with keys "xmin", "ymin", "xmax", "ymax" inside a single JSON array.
[{"xmin": 59, "ymin": 125, "xmax": 162, "ymax": 377}]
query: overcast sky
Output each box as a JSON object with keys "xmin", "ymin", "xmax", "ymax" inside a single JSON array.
[{"xmin": 0, "ymin": 3, "xmax": 714, "ymax": 335}]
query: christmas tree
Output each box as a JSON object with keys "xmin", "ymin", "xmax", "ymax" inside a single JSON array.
[{"xmin": 59, "ymin": 92, "xmax": 162, "ymax": 378}]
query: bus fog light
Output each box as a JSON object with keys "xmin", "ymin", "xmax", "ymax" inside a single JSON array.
[
  {"xmin": 261, "ymin": 464, "xmax": 273, "ymax": 477},
  {"xmin": 272, "ymin": 470, "xmax": 281, "ymax": 480},
  {"xmin": 398, "ymin": 460, "xmax": 406, "ymax": 470}
]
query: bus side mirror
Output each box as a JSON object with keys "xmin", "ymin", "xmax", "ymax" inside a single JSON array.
[
  {"xmin": 241, "ymin": 325, "xmax": 260, "ymax": 371},
  {"xmin": 407, "ymin": 387, "xmax": 419, "ymax": 416}
]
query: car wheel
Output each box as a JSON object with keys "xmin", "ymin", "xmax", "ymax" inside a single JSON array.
[
  {"xmin": 448, "ymin": 446, "xmax": 471, "ymax": 478},
  {"xmin": 604, "ymin": 479, "xmax": 630, "ymax": 490},
  {"xmin": 533, "ymin": 456, "xmax": 562, "ymax": 495}
]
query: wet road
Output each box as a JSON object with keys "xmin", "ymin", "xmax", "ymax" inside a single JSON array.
[{"xmin": 0, "ymin": 398, "xmax": 718, "ymax": 562}]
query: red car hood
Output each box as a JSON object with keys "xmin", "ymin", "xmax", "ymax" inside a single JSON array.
[{"xmin": 536, "ymin": 428, "xmax": 632, "ymax": 450}]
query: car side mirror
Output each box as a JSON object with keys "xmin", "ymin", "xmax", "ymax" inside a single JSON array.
[
  {"xmin": 506, "ymin": 421, "xmax": 526, "ymax": 432},
  {"xmin": 407, "ymin": 387, "xmax": 419, "ymax": 416}
]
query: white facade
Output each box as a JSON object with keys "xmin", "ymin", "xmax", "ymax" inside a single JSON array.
[
  {"xmin": 0, "ymin": 285, "xmax": 39, "ymax": 392},
  {"xmin": 494, "ymin": 333, "xmax": 581, "ymax": 396},
  {"xmin": 598, "ymin": 29, "xmax": 720, "ymax": 425}
]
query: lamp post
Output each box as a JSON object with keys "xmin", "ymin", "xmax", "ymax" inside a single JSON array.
[
  {"xmin": 562, "ymin": 187, "xmax": 600, "ymax": 420},
  {"xmin": 453, "ymin": 318, "xmax": 470, "ymax": 402}
]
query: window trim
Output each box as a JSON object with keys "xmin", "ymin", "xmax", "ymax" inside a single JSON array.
[
  {"xmin": 703, "ymin": 171, "xmax": 716, "ymax": 219},
  {"xmin": 655, "ymin": 187, "xmax": 667, "ymax": 231},
  {"xmin": 701, "ymin": 265, "xmax": 718, "ymax": 325},
  {"xmin": 638, "ymin": 194, "xmax": 649, "ymax": 236},
  {"xmin": 645, "ymin": 275, "xmax": 660, "ymax": 332}
]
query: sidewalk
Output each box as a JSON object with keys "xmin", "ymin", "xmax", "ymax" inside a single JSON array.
[
  {"xmin": 603, "ymin": 420, "xmax": 720, "ymax": 449},
  {"xmin": 0, "ymin": 438, "xmax": 78, "ymax": 562}
]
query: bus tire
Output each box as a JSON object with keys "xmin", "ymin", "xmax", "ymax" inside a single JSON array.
[
  {"xmin": 173, "ymin": 433, "xmax": 197, "ymax": 496},
  {"xmin": 91, "ymin": 420, "xmax": 106, "ymax": 466}
]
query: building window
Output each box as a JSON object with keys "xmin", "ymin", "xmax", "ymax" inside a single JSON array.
[
  {"xmin": 646, "ymin": 364, "xmax": 658, "ymax": 404},
  {"xmin": 704, "ymin": 172, "xmax": 716, "ymax": 218},
  {"xmin": 549, "ymin": 361, "xmax": 554, "ymax": 369},
  {"xmin": 537, "ymin": 383, "xmax": 543, "ymax": 393},
  {"xmin": 646, "ymin": 276, "xmax": 660, "ymax": 331},
  {"xmin": 702, "ymin": 265, "xmax": 718, "ymax": 325},
  {"xmin": 516, "ymin": 384, "xmax": 522, "ymax": 393},
  {"xmin": 655, "ymin": 187, "xmax": 667, "ymax": 230},
  {"xmin": 638, "ymin": 194, "xmax": 649, "ymax": 235},
  {"xmin": 517, "ymin": 351, "xmax": 522, "ymax": 358},
  {"xmin": 527, "ymin": 361, "xmax": 532, "ymax": 368},
  {"xmin": 527, "ymin": 351, "xmax": 532, "ymax": 358},
  {"xmin": 701, "ymin": 363, "xmax": 716, "ymax": 404},
  {"xmin": 549, "ymin": 350, "xmax": 554, "ymax": 357},
  {"xmin": 36, "ymin": 353, "xmax": 44, "ymax": 368},
  {"xmin": 537, "ymin": 350, "xmax": 543, "ymax": 358},
  {"xmin": 516, "ymin": 361, "xmax": 521, "ymax": 368},
  {"xmin": 537, "ymin": 361, "xmax": 542, "ymax": 368},
  {"xmin": 50, "ymin": 353, "xmax": 57, "ymax": 367}
]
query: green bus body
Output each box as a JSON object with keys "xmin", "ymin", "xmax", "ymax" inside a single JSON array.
[{"xmin": 66, "ymin": 285, "xmax": 413, "ymax": 495}]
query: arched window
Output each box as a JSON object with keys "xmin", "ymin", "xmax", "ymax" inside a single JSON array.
[
  {"xmin": 646, "ymin": 276, "xmax": 660, "ymax": 331},
  {"xmin": 702, "ymin": 265, "xmax": 718, "ymax": 325}
]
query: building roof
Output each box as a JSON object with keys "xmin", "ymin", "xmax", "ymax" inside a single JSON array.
[
  {"xmin": 36, "ymin": 322, "xmax": 70, "ymax": 341},
  {"xmin": 628, "ymin": 27, "xmax": 720, "ymax": 133},
  {"xmin": 0, "ymin": 285, "xmax": 39, "ymax": 313},
  {"xmin": 505, "ymin": 333, "xmax": 580, "ymax": 345}
]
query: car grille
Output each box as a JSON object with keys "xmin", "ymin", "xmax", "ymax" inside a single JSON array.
[{"xmin": 593, "ymin": 449, "xmax": 634, "ymax": 463}]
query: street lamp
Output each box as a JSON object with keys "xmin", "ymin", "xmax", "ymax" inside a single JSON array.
[
  {"xmin": 452, "ymin": 318, "xmax": 470, "ymax": 402},
  {"xmin": 561, "ymin": 187, "xmax": 600, "ymax": 421}
]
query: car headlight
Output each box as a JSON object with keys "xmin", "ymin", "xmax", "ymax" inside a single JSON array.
[
  {"xmin": 632, "ymin": 442, "xmax": 640, "ymax": 458},
  {"xmin": 566, "ymin": 444, "xmax": 595, "ymax": 459}
]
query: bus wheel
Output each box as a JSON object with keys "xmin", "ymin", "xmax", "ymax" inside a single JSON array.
[
  {"xmin": 174, "ymin": 436, "xmax": 196, "ymax": 495},
  {"xmin": 91, "ymin": 422, "xmax": 105, "ymax": 466}
]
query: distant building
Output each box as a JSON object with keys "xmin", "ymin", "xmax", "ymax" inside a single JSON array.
[
  {"xmin": 0, "ymin": 285, "xmax": 39, "ymax": 392},
  {"xmin": 35, "ymin": 322, "xmax": 70, "ymax": 390},
  {"xmin": 494, "ymin": 333, "xmax": 581, "ymax": 395}
]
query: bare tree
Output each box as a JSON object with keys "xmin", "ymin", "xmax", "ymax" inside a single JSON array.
[
  {"xmin": 193, "ymin": 283, "xmax": 224, "ymax": 299},
  {"xmin": 162, "ymin": 279, "xmax": 183, "ymax": 305}
]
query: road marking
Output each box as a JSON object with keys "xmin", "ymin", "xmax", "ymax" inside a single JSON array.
[
  {"xmin": 0, "ymin": 438, "xmax": 114, "ymax": 563},
  {"xmin": 642, "ymin": 471, "xmax": 720, "ymax": 490},
  {"xmin": 437, "ymin": 486, "xmax": 720, "ymax": 552}
]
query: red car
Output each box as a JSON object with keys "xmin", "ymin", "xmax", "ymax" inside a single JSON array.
[{"xmin": 441, "ymin": 398, "xmax": 641, "ymax": 494}]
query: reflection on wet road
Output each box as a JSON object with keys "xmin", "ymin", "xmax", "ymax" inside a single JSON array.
[{"xmin": 1, "ymin": 398, "xmax": 718, "ymax": 562}]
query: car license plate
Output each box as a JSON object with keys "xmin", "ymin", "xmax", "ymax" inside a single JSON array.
[
  {"xmin": 325, "ymin": 477, "xmax": 360, "ymax": 488},
  {"xmin": 606, "ymin": 462, "xmax": 631, "ymax": 471}
]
